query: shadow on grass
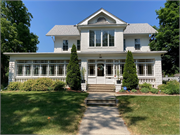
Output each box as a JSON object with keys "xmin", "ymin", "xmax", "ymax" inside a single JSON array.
[
  {"xmin": 117, "ymin": 96, "xmax": 147, "ymax": 126},
  {"xmin": 1, "ymin": 91, "xmax": 88, "ymax": 134}
]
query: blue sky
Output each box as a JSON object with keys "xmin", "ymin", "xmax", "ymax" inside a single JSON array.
[{"xmin": 22, "ymin": 1, "xmax": 166, "ymax": 52}]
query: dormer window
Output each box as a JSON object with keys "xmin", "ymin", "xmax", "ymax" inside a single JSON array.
[{"xmin": 97, "ymin": 17, "xmax": 106, "ymax": 23}]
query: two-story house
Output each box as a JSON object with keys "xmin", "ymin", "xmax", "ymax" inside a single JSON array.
[{"xmin": 4, "ymin": 8, "xmax": 166, "ymax": 88}]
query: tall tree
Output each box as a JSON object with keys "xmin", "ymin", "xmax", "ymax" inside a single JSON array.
[
  {"xmin": 66, "ymin": 44, "xmax": 81, "ymax": 90},
  {"xmin": 122, "ymin": 51, "xmax": 138, "ymax": 90},
  {"xmin": 149, "ymin": 1, "xmax": 179, "ymax": 75},
  {"xmin": 1, "ymin": 1, "xmax": 39, "ymax": 84}
]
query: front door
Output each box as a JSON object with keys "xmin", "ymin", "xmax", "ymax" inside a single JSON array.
[{"xmin": 97, "ymin": 63, "xmax": 105, "ymax": 84}]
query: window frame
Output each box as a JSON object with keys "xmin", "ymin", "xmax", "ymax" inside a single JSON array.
[
  {"xmin": 135, "ymin": 39, "xmax": 141, "ymax": 50},
  {"xmin": 63, "ymin": 40, "xmax": 68, "ymax": 51},
  {"xmin": 77, "ymin": 40, "xmax": 80, "ymax": 51},
  {"xmin": 89, "ymin": 29, "xmax": 115, "ymax": 47}
]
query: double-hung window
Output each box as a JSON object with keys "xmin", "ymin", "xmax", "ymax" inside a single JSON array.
[
  {"xmin": 135, "ymin": 39, "xmax": 140, "ymax": 50},
  {"xmin": 89, "ymin": 30, "xmax": 114, "ymax": 47},
  {"xmin": 77, "ymin": 40, "xmax": 80, "ymax": 51},
  {"xmin": 124, "ymin": 39, "xmax": 126, "ymax": 51},
  {"xmin": 63, "ymin": 40, "xmax": 68, "ymax": 51}
]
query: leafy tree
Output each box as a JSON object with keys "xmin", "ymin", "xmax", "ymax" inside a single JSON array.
[
  {"xmin": 122, "ymin": 51, "xmax": 138, "ymax": 89},
  {"xmin": 66, "ymin": 45, "xmax": 81, "ymax": 90},
  {"xmin": 1, "ymin": 1, "xmax": 39, "ymax": 84},
  {"xmin": 149, "ymin": 1, "xmax": 179, "ymax": 75}
]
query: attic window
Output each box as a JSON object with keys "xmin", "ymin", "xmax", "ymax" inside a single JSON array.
[{"xmin": 97, "ymin": 17, "xmax": 106, "ymax": 23}]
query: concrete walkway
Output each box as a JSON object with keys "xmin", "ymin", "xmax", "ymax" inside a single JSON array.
[{"xmin": 78, "ymin": 93, "xmax": 130, "ymax": 135}]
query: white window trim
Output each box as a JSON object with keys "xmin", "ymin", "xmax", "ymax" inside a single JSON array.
[
  {"xmin": 88, "ymin": 29, "xmax": 115, "ymax": 48},
  {"xmin": 134, "ymin": 38, "xmax": 141, "ymax": 51}
]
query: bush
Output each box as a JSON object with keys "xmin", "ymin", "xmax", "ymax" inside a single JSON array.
[
  {"xmin": 122, "ymin": 50, "xmax": 138, "ymax": 90},
  {"xmin": 150, "ymin": 88, "xmax": 159, "ymax": 94},
  {"xmin": 20, "ymin": 79, "xmax": 35, "ymax": 91},
  {"xmin": 119, "ymin": 89, "xmax": 126, "ymax": 93},
  {"xmin": 164, "ymin": 80, "xmax": 179, "ymax": 94},
  {"xmin": 131, "ymin": 89, "xmax": 137, "ymax": 92},
  {"xmin": 158, "ymin": 80, "xmax": 179, "ymax": 94},
  {"xmin": 139, "ymin": 82, "xmax": 152, "ymax": 90},
  {"xmin": 31, "ymin": 78, "xmax": 53, "ymax": 91},
  {"xmin": 52, "ymin": 80, "xmax": 66, "ymax": 91},
  {"xmin": 66, "ymin": 45, "xmax": 81, "ymax": 90},
  {"xmin": 7, "ymin": 82, "xmax": 22, "ymax": 90},
  {"xmin": 140, "ymin": 88, "xmax": 149, "ymax": 93}
]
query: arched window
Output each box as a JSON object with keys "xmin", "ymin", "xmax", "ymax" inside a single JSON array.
[{"xmin": 97, "ymin": 17, "xmax": 106, "ymax": 23}]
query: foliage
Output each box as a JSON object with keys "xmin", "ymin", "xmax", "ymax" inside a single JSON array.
[
  {"xmin": 7, "ymin": 82, "xmax": 22, "ymax": 90},
  {"xmin": 122, "ymin": 51, "xmax": 138, "ymax": 89},
  {"xmin": 52, "ymin": 80, "xmax": 66, "ymax": 91},
  {"xmin": 66, "ymin": 45, "xmax": 81, "ymax": 90},
  {"xmin": 158, "ymin": 80, "xmax": 179, "ymax": 94},
  {"xmin": 150, "ymin": 88, "xmax": 159, "ymax": 94},
  {"xmin": 139, "ymin": 82, "xmax": 152, "ymax": 90},
  {"xmin": 131, "ymin": 89, "xmax": 137, "ymax": 93},
  {"xmin": 140, "ymin": 88, "xmax": 149, "ymax": 93},
  {"xmin": 119, "ymin": 89, "xmax": 126, "ymax": 93},
  {"xmin": 80, "ymin": 67, "xmax": 86, "ymax": 80},
  {"xmin": 149, "ymin": 1, "xmax": 179, "ymax": 75},
  {"xmin": 162, "ymin": 80, "xmax": 168, "ymax": 84},
  {"xmin": 117, "ymin": 96, "xmax": 179, "ymax": 134},
  {"xmin": 1, "ymin": 91, "xmax": 88, "ymax": 134},
  {"xmin": 117, "ymin": 68, "xmax": 120, "ymax": 80},
  {"xmin": 1, "ymin": 1, "xmax": 39, "ymax": 85},
  {"xmin": 19, "ymin": 79, "xmax": 35, "ymax": 91}
]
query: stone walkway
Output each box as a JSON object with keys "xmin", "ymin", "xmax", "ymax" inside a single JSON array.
[{"xmin": 78, "ymin": 93, "xmax": 130, "ymax": 135}]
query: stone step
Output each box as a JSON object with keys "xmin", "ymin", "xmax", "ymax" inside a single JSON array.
[
  {"xmin": 88, "ymin": 89, "xmax": 115, "ymax": 91},
  {"xmin": 88, "ymin": 84, "xmax": 114, "ymax": 87},
  {"xmin": 88, "ymin": 88, "xmax": 115, "ymax": 90},
  {"xmin": 88, "ymin": 86, "xmax": 115, "ymax": 89},
  {"xmin": 88, "ymin": 90, "xmax": 115, "ymax": 93},
  {"xmin": 86, "ymin": 99, "xmax": 117, "ymax": 106}
]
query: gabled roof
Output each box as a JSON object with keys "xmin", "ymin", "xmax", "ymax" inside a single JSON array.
[
  {"xmin": 46, "ymin": 23, "xmax": 157, "ymax": 36},
  {"xmin": 46, "ymin": 25, "xmax": 79, "ymax": 36},
  {"xmin": 78, "ymin": 8, "xmax": 127, "ymax": 25},
  {"xmin": 124, "ymin": 23, "xmax": 157, "ymax": 34}
]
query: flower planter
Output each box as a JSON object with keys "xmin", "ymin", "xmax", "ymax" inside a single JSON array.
[
  {"xmin": 81, "ymin": 80, "xmax": 85, "ymax": 83},
  {"xmin": 116, "ymin": 80, "xmax": 121, "ymax": 84}
]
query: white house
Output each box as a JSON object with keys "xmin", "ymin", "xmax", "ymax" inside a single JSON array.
[{"xmin": 4, "ymin": 8, "xmax": 166, "ymax": 89}]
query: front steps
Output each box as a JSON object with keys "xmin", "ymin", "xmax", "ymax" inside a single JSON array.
[
  {"xmin": 86, "ymin": 98, "xmax": 117, "ymax": 106},
  {"xmin": 88, "ymin": 84, "xmax": 115, "ymax": 92}
]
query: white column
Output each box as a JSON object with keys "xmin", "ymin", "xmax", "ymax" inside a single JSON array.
[
  {"xmin": 9, "ymin": 60, "xmax": 15, "ymax": 83},
  {"xmin": 154, "ymin": 56, "xmax": 162, "ymax": 88}
]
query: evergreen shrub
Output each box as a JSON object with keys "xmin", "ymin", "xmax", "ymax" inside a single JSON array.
[
  {"xmin": 66, "ymin": 44, "xmax": 81, "ymax": 90},
  {"xmin": 122, "ymin": 51, "xmax": 138, "ymax": 89},
  {"xmin": 52, "ymin": 80, "xmax": 66, "ymax": 91}
]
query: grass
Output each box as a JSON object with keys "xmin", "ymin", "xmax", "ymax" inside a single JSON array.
[
  {"xmin": 116, "ymin": 96, "xmax": 179, "ymax": 134},
  {"xmin": 1, "ymin": 91, "xmax": 88, "ymax": 134}
]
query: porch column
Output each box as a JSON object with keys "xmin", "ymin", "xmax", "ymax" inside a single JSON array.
[
  {"xmin": 81, "ymin": 58, "xmax": 88, "ymax": 83},
  {"xmin": 154, "ymin": 56, "xmax": 162, "ymax": 88},
  {"xmin": 9, "ymin": 59, "xmax": 15, "ymax": 83}
]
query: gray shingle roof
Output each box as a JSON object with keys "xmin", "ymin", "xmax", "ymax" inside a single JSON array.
[
  {"xmin": 46, "ymin": 23, "xmax": 157, "ymax": 36},
  {"xmin": 124, "ymin": 23, "xmax": 157, "ymax": 34},
  {"xmin": 46, "ymin": 25, "xmax": 80, "ymax": 36}
]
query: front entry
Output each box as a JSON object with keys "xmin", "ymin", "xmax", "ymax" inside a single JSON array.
[{"xmin": 97, "ymin": 63, "xmax": 105, "ymax": 84}]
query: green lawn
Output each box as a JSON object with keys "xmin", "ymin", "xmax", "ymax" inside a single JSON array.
[
  {"xmin": 116, "ymin": 96, "xmax": 179, "ymax": 134},
  {"xmin": 1, "ymin": 91, "xmax": 88, "ymax": 134}
]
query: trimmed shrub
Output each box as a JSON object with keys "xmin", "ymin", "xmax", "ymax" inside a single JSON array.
[
  {"xmin": 20, "ymin": 79, "xmax": 35, "ymax": 91},
  {"xmin": 139, "ymin": 82, "xmax": 152, "ymax": 90},
  {"xmin": 131, "ymin": 89, "xmax": 137, "ymax": 93},
  {"xmin": 52, "ymin": 80, "xmax": 66, "ymax": 91},
  {"xmin": 66, "ymin": 44, "xmax": 81, "ymax": 90},
  {"xmin": 31, "ymin": 78, "xmax": 53, "ymax": 91},
  {"xmin": 150, "ymin": 88, "xmax": 159, "ymax": 94},
  {"xmin": 140, "ymin": 88, "xmax": 149, "ymax": 93},
  {"xmin": 122, "ymin": 51, "xmax": 138, "ymax": 90},
  {"xmin": 157, "ymin": 84, "xmax": 166, "ymax": 91},
  {"xmin": 7, "ymin": 82, "xmax": 22, "ymax": 90}
]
